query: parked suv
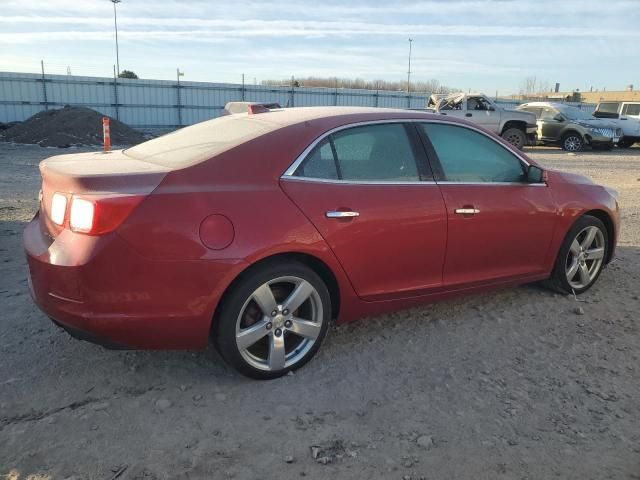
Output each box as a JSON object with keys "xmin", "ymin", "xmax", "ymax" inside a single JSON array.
[
  {"xmin": 426, "ymin": 93, "xmax": 537, "ymax": 149},
  {"xmin": 517, "ymin": 102, "xmax": 622, "ymax": 151},
  {"xmin": 593, "ymin": 101, "xmax": 640, "ymax": 148}
]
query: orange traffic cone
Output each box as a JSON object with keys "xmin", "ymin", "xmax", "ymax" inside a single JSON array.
[{"xmin": 102, "ymin": 117, "xmax": 111, "ymax": 152}]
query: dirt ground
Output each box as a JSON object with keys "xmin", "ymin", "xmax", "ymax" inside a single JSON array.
[{"xmin": 1, "ymin": 143, "xmax": 639, "ymax": 480}]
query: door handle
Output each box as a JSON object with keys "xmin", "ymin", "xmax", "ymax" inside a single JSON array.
[
  {"xmin": 465, "ymin": 113, "xmax": 472, "ymax": 117},
  {"xmin": 454, "ymin": 208, "xmax": 480, "ymax": 215},
  {"xmin": 326, "ymin": 211, "xmax": 360, "ymax": 218}
]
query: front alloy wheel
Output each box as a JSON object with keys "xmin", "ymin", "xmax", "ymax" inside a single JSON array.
[
  {"xmin": 562, "ymin": 133, "xmax": 584, "ymax": 152},
  {"xmin": 216, "ymin": 261, "xmax": 331, "ymax": 379},
  {"xmin": 565, "ymin": 226, "xmax": 605, "ymax": 290},
  {"xmin": 546, "ymin": 215, "xmax": 608, "ymax": 294}
]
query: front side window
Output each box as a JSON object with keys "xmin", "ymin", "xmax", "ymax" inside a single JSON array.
[
  {"xmin": 294, "ymin": 123, "xmax": 420, "ymax": 182},
  {"xmin": 540, "ymin": 107, "xmax": 559, "ymax": 120},
  {"xmin": 467, "ymin": 97, "xmax": 492, "ymax": 111},
  {"xmin": 421, "ymin": 123, "xmax": 526, "ymax": 183}
]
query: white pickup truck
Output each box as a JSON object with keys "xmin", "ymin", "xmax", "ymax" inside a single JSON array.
[
  {"xmin": 426, "ymin": 92, "xmax": 537, "ymax": 149},
  {"xmin": 592, "ymin": 101, "xmax": 640, "ymax": 147}
]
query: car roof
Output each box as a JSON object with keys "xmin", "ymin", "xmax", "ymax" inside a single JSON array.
[
  {"xmin": 125, "ymin": 107, "xmax": 448, "ymax": 169},
  {"xmin": 519, "ymin": 102, "xmax": 571, "ymax": 108},
  {"xmin": 228, "ymin": 106, "xmax": 435, "ymax": 126}
]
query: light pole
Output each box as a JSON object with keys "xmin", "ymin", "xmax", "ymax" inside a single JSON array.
[
  {"xmin": 407, "ymin": 38, "xmax": 413, "ymax": 94},
  {"xmin": 176, "ymin": 68, "xmax": 184, "ymax": 126},
  {"xmin": 111, "ymin": 0, "xmax": 121, "ymax": 77}
]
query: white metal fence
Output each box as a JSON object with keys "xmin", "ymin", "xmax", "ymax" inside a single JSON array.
[
  {"xmin": 0, "ymin": 71, "xmax": 597, "ymax": 131},
  {"xmin": 0, "ymin": 72, "xmax": 432, "ymax": 130}
]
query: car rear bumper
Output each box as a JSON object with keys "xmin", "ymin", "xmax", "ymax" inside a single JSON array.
[{"xmin": 24, "ymin": 212, "xmax": 244, "ymax": 350}]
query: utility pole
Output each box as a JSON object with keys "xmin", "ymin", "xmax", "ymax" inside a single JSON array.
[
  {"xmin": 111, "ymin": 0, "xmax": 121, "ymax": 77},
  {"xmin": 407, "ymin": 38, "xmax": 413, "ymax": 94}
]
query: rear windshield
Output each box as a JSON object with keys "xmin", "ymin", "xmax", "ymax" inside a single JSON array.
[{"xmin": 124, "ymin": 115, "xmax": 274, "ymax": 168}]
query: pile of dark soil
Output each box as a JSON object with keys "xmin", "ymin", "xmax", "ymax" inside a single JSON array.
[{"xmin": 0, "ymin": 106, "xmax": 145, "ymax": 147}]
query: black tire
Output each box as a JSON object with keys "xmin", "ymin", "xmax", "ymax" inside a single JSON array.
[
  {"xmin": 561, "ymin": 132, "xmax": 584, "ymax": 152},
  {"xmin": 545, "ymin": 215, "xmax": 609, "ymax": 294},
  {"xmin": 215, "ymin": 260, "xmax": 331, "ymax": 380},
  {"xmin": 501, "ymin": 127, "xmax": 526, "ymax": 150},
  {"xmin": 618, "ymin": 138, "xmax": 636, "ymax": 148}
]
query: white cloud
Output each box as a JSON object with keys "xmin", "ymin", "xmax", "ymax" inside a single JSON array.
[{"xmin": 1, "ymin": 0, "xmax": 638, "ymax": 92}]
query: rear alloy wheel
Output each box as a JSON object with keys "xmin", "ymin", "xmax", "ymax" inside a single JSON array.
[
  {"xmin": 546, "ymin": 215, "xmax": 608, "ymax": 294},
  {"xmin": 216, "ymin": 261, "xmax": 331, "ymax": 379},
  {"xmin": 501, "ymin": 128, "xmax": 526, "ymax": 150},
  {"xmin": 561, "ymin": 132, "xmax": 584, "ymax": 152}
]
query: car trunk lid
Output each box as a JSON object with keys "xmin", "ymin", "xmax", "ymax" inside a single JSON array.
[{"xmin": 39, "ymin": 149, "xmax": 170, "ymax": 238}]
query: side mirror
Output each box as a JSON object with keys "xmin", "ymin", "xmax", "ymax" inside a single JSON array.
[
  {"xmin": 527, "ymin": 164, "xmax": 545, "ymax": 184},
  {"xmin": 553, "ymin": 114, "xmax": 564, "ymax": 122}
]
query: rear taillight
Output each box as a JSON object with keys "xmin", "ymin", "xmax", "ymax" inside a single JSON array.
[
  {"xmin": 50, "ymin": 193, "xmax": 144, "ymax": 235},
  {"xmin": 50, "ymin": 192, "xmax": 67, "ymax": 225},
  {"xmin": 69, "ymin": 197, "xmax": 95, "ymax": 233}
]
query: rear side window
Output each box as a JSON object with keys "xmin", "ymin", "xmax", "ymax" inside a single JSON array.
[
  {"xmin": 421, "ymin": 123, "xmax": 525, "ymax": 183},
  {"xmin": 622, "ymin": 104, "xmax": 640, "ymax": 116},
  {"xmin": 293, "ymin": 138, "xmax": 338, "ymax": 179},
  {"xmin": 294, "ymin": 123, "xmax": 420, "ymax": 182}
]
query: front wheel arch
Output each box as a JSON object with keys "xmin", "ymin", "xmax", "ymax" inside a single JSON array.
[
  {"xmin": 561, "ymin": 130, "xmax": 585, "ymax": 151},
  {"xmin": 582, "ymin": 209, "xmax": 615, "ymax": 263},
  {"xmin": 500, "ymin": 120, "xmax": 526, "ymax": 136},
  {"xmin": 546, "ymin": 214, "xmax": 609, "ymax": 294}
]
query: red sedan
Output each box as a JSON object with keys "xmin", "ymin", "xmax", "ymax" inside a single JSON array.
[{"xmin": 24, "ymin": 107, "xmax": 620, "ymax": 379}]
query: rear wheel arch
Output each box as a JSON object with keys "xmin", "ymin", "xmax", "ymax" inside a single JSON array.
[{"xmin": 210, "ymin": 252, "xmax": 341, "ymax": 338}]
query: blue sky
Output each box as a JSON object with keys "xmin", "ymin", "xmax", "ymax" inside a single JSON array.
[{"xmin": 1, "ymin": 0, "xmax": 638, "ymax": 94}]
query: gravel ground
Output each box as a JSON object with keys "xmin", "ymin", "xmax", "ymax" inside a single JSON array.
[{"xmin": 1, "ymin": 143, "xmax": 639, "ymax": 480}]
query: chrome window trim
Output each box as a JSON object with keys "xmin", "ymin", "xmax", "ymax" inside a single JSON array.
[
  {"xmin": 437, "ymin": 181, "xmax": 547, "ymax": 187},
  {"xmin": 280, "ymin": 176, "xmax": 437, "ymax": 186},
  {"xmin": 280, "ymin": 118, "xmax": 535, "ymax": 185}
]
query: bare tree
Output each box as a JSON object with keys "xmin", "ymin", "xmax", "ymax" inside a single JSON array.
[
  {"xmin": 261, "ymin": 76, "xmax": 458, "ymax": 93},
  {"xmin": 538, "ymin": 80, "xmax": 551, "ymax": 93},
  {"xmin": 520, "ymin": 76, "xmax": 537, "ymax": 96}
]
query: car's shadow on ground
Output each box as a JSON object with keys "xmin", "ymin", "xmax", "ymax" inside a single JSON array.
[
  {"xmin": 524, "ymin": 145, "xmax": 640, "ymax": 156},
  {"xmin": 3, "ymin": 218, "xmax": 639, "ymax": 479},
  {"xmin": 3, "ymin": 212, "xmax": 636, "ymax": 390}
]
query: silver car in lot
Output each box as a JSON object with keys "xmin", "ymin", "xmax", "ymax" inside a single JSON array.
[{"xmin": 517, "ymin": 102, "xmax": 622, "ymax": 151}]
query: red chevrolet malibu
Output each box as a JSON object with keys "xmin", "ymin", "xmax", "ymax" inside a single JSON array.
[{"xmin": 24, "ymin": 107, "xmax": 619, "ymax": 379}]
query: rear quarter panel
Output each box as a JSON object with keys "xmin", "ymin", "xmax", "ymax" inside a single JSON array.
[{"xmin": 115, "ymin": 123, "xmax": 363, "ymax": 326}]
